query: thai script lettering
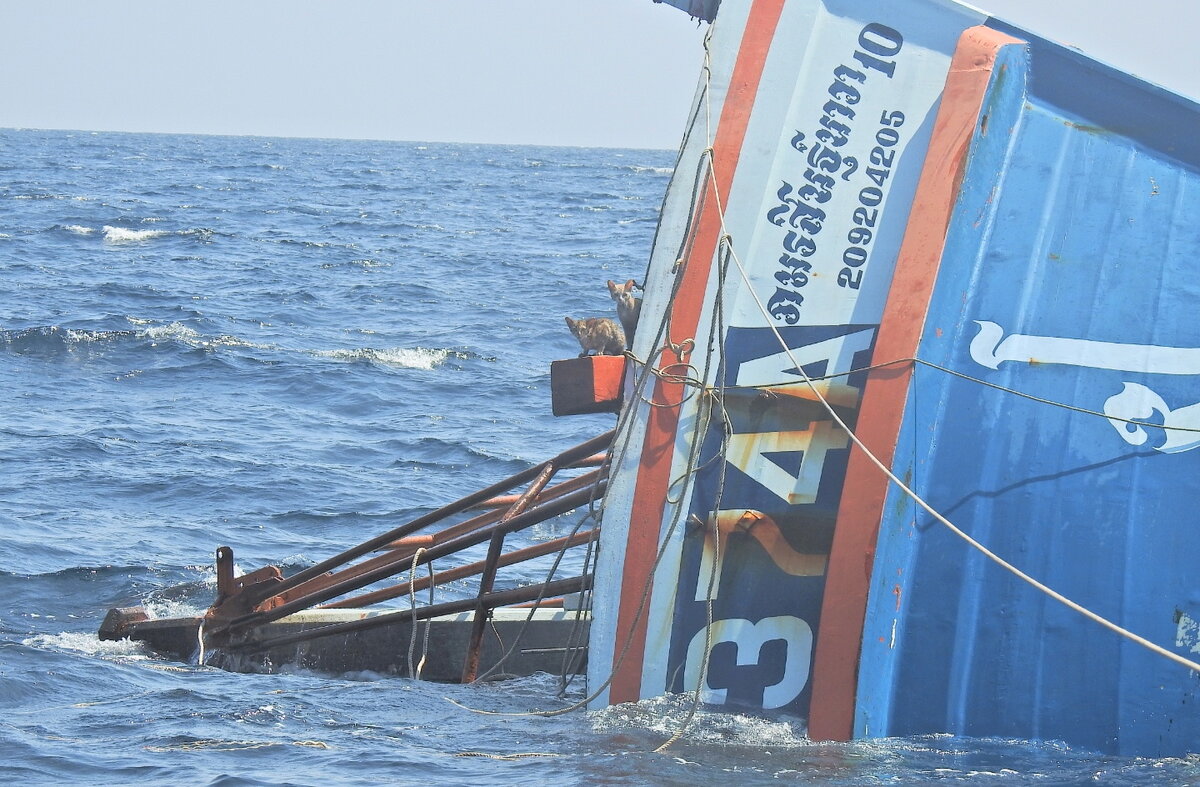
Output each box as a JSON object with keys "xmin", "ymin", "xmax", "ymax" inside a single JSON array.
[{"xmin": 763, "ymin": 23, "xmax": 904, "ymax": 323}]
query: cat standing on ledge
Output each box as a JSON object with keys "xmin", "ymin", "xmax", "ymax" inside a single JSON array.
[
  {"xmin": 607, "ymin": 279, "xmax": 642, "ymax": 345},
  {"xmin": 565, "ymin": 316, "xmax": 625, "ymax": 357}
]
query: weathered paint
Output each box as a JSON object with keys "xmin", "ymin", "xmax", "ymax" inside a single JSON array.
[
  {"xmin": 810, "ymin": 24, "xmax": 1024, "ymax": 743},
  {"xmin": 855, "ymin": 21, "xmax": 1200, "ymax": 757},
  {"xmin": 602, "ymin": 0, "xmax": 1200, "ymax": 756}
]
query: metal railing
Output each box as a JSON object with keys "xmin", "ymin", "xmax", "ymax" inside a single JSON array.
[{"xmin": 203, "ymin": 430, "xmax": 611, "ymax": 681}]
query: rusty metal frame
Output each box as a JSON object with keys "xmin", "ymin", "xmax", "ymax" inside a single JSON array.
[{"xmin": 204, "ymin": 431, "xmax": 611, "ymax": 663}]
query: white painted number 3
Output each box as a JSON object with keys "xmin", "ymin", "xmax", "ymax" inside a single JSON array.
[{"xmin": 683, "ymin": 615, "xmax": 813, "ymax": 709}]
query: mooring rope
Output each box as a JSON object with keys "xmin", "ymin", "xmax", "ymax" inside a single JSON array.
[
  {"xmin": 653, "ymin": 239, "xmax": 735, "ymax": 754},
  {"xmin": 629, "ymin": 351, "xmax": 1200, "ymax": 438},
  {"xmin": 469, "ymin": 508, "xmax": 598, "ymax": 684}
]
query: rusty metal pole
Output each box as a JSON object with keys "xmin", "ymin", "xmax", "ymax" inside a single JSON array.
[
  {"xmin": 465, "ymin": 467, "xmax": 603, "ymax": 512},
  {"xmin": 222, "ymin": 480, "xmax": 605, "ymax": 633},
  {"xmin": 216, "ymin": 547, "xmax": 235, "ymax": 601},
  {"xmin": 240, "ymin": 430, "xmax": 612, "ymax": 608},
  {"xmin": 323, "ymin": 527, "xmax": 598, "ymax": 609},
  {"xmin": 275, "ymin": 470, "xmax": 605, "ymax": 610},
  {"xmin": 460, "ymin": 463, "xmax": 556, "ymax": 683}
]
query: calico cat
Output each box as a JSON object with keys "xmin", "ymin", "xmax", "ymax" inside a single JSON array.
[
  {"xmin": 607, "ymin": 279, "xmax": 642, "ymax": 344},
  {"xmin": 565, "ymin": 316, "xmax": 625, "ymax": 357}
]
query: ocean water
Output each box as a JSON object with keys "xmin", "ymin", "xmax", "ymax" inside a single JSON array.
[{"xmin": 1, "ymin": 128, "xmax": 1197, "ymax": 785}]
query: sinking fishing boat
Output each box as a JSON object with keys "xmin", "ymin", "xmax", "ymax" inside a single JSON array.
[{"xmin": 103, "ymin": 0, "xmax": 1200, "ymax": 758}]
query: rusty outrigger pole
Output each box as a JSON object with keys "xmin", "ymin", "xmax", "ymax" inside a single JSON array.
[{"xmin": 188, "ymin": 430, "xmax": 610, "ymax": 680}]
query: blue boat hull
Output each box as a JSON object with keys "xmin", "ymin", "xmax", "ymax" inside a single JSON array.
[{"xmin": 593, "ymin": 0, "xmax": 1200, "ymax": 757}]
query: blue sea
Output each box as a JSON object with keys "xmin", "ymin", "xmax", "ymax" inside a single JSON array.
[{"xmin": 1, "ymin": 128, "xmax": 1197, "ymax": 785}]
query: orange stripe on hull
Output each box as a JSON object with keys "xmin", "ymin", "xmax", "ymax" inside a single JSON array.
[
  {"xmin": 807, "ymin": 26, "xmax": 1025, "ymax": 741},
  {"xmin": 608, "ymin": 0, "xmax": 787, "ymax": 705}
]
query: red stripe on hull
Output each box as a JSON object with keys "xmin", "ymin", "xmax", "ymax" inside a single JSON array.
[
  {"xmin": 608, "ymin": 0, "xmax": 787, "ymax": 705},
  {"xmin": 807, "ymin": 26, "xmax": 1025, "ymax": 740}
]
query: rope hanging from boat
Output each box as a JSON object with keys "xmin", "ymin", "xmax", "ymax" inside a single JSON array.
[
  {"xmin": 196, "ymin": 618, "xmax": 207, "ymax": 667},
  {"xmin": 407, "ymin": 547, "xmax": 433, "ymax": 680},
  {"xmin": 637, "ymin": 352, "xmax": 1200, "ymax": 437}
]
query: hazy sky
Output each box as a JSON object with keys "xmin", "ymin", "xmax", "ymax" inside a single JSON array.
[{"xmin": 2, "ymin": 0, "xmax": 1196, "ymax": 150}]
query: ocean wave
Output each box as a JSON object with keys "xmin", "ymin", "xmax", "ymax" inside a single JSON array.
[
  {"xmin": 629, "ymin": 165, "xmax": 675, "ymax": 175},
  {"xmin": 319, "ymin": 258, "xmax": 391, "ymax": 270},
  {"xmin": 0, "ymin": 321, "xmax": 270, "ymax": 357},
  {"xmin": 136, "ymin": 322, "xmax": 269, "ymax": 352},
  {"xmin": 143, "ymin": 598, "xmax": 208, "ymax": 620},
  {"xmin": 102, "ymin": 225, "xmax": 171, "ymax": 243},
  {"xmin": 22, "ymin": 631, "xmax": 152, "ymax": 659},
  {"xmin": 273, "ymin": 237, "xmax": 359, "ymax": 250},
  {"xmin": 101, "ymin": 225, "xmax": 217, "ymax": 243},
  {"xmin": 62, "ymin": 224, "xmax": 95, "ymax": 235},
  {"xmin": 142, "ymin": 322, "xmax": 202, "ymax": 342},
  {"xmin": 591, "ymin": 693, "xmax": 808, "ymax": 746},
  {"xmin": 1, "ymin": 323, "xmax": 458, "ymax": 366},
  {"xmin": 313, "ymin": 346, "xmax": 454, "ymax": 370},
  {"xmin": 0, "ymin": 325, "xmax": 131, "ymax": 354}
]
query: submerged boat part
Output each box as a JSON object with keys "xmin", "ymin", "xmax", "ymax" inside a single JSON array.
[
  {"xmin": 102, "ymin": 432, "xmax": 610, "ymax": 684},
  {"xmin": 591, "ymin": 0, "xmax": 1200, "ymax": 758}
]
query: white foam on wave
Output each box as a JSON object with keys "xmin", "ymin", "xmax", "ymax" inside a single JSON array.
[
  {"xmin": 590, "ymin": 694, "xmax": 808, "ymax": 747},
  {"xmin": 57, "ymin": 318, "xmax": 270, "ymax": 354},
  {"xmin": 316, "ymin": 347, "xmax": 450, "ymax": 370},
  {"xmin": 143, "ymin": 598, "xmax": 207, "ymax": 619},
  {"xmin": 64, "ymin": 224, "xmax": 94, "ymax": 235},
  {"xmin": 102, "ymin": 225, "xmax": 171, "ymax": 243},
  {"xmin": 201, "ymin": 332, "xmax": 268, "ymax": 350},
  {"xmin": 143, "ymin": 322, "xmax": 268, "ymax": 351},
  {"xmin": 23, "ymin": 631, "xmax": 151, "ymax": 659},
  {"xmin": 143, "ymin": 322, "xmax": 201, "ymax": 342},
  {"xmin": 62, "ymin": 327, "xmax": 103, "ymax": 343},
  {"xmin": 53, "ymin": 321, "xmax": 235, "ymax": 350}
]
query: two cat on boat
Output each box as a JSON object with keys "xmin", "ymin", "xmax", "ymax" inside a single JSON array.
[{"xmin": 565, "ymin": 279, "xmax": 642, "ymax": 357}]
